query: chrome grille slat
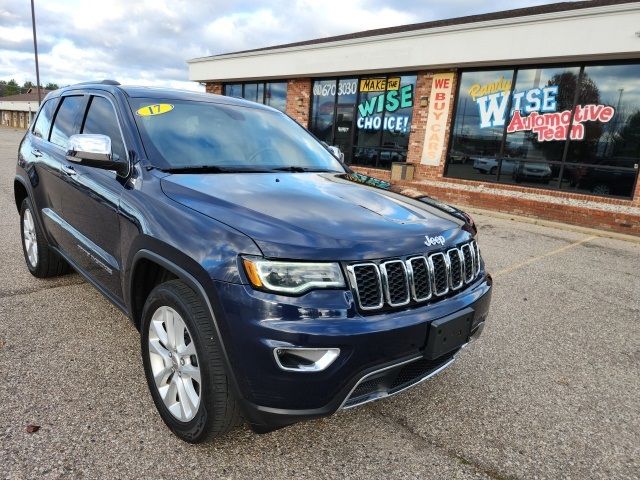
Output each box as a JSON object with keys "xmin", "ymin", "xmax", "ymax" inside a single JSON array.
[
  {"xmin": 406, "ymin": 256, "xmax": 432, "ymax": 302},
  {"xmin": 347, "ymin": 241, "xmax": 482, "ymax": 312},
  {"xmin": 429, "ymin": 252, "xmax": 449, "ymax": 296},
  {"xmin": 447, "ymin": 248, "xmax": 464, "ymax": 290},
  {"xmin": 460, "ymin": 244, "xmax": 474, "ymax": 283},
  {"xmin": 347, "ymin": 263, "xmax": 384, "ymax": 310},
  {"xmin": 380, "ymin": 260, "xmax": 411, "ymax": 307}
]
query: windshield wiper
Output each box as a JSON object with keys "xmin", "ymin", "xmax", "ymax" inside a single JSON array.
[
  {"xmin": 160, "ymin": 165, "xmax": 270, "ymax": 174},
  {"xmin": 269, "ymin": 166, "xmax": 339, "ymax": 173}
]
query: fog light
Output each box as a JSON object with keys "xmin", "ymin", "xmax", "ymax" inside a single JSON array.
[{"xmin": 273, "ymin": 347, "xmax": 340, "ymax": 372}]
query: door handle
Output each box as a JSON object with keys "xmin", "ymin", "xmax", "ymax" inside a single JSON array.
[
  {"xmin": 61, "ymin": 164, "xmax": 76, "ymax": 176},
  {"xmin": 31, "ymin": 149, "xmax": 43, "ymax": 158}
]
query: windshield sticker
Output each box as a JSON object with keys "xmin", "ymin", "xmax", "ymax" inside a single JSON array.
[{"xmin": 136, "ymin": 104, "xmax": 174, "ymax": 117}]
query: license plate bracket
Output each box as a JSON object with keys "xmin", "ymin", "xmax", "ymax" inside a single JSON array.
[{"xmin": 424, "ymin": 308, "xmax": 473, "ymax": 360}]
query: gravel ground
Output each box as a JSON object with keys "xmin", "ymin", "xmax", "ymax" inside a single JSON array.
[{"xmin": 0, "ymin": 127, "xmax": 638, "ymax": 479}]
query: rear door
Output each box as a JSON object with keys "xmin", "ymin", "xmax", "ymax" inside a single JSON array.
[
  {"xmin": 35, "ymin": 95, "xmax": 87, "ymax": 249},
  {"xmin": 57, "ymin": 93, "xmax": 128, "ymax": 302}
]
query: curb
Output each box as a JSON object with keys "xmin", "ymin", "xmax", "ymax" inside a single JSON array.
[{"xmin": 460, "ymin": 206, "xmax": 640, "ymax": 245}]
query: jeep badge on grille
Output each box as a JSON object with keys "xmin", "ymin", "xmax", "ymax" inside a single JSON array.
[{"xmin": 424, "ymin": 235, "xmax": 446, "ymax": 247}]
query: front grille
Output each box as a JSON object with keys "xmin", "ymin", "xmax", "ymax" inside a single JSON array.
[{"xmin": 348, "ymin": 241, "xmax": 482, "ymax": 312}]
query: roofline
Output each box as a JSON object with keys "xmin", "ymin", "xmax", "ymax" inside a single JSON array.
[{"xmin": 188, "ymin": 0, "xmax": 636, "ymax": 63}]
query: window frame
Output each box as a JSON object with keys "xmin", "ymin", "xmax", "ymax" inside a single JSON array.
[
  {"xmin": 222, "ymin": 80, "xmax": 288, "ymax": 111},
  {"xmin": 79, "ymin": 92, "xmax": 131, "ymax": 168},
  {"xmin": 49, "ymin": 94, "xmax": 87, "ymax": 150},
  {"xmin": 444, "ymin": 59, "xmax": 640, "ymax": 200}
]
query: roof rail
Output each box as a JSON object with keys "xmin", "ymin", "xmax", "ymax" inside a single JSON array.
[{"xmin": 73, "ymin": 79, "xmax": 121, "ymax": 86}]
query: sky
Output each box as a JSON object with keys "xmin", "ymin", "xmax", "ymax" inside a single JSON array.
[{"xmin": 0, "ymin": 0, "xmax": 576, "ymax": 92}]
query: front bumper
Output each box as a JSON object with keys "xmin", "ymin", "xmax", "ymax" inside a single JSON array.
[{"xmin": 210, "ymin": 274, "xmax": 492, "ymax": 432}]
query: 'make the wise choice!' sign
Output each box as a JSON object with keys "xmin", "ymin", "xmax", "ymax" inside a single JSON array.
[{"xmin": 421, "ymin": 73, "xmax": 455, "ymax": 166}]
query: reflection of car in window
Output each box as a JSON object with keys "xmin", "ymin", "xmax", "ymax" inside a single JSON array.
[
  {"xmin": 448, "ymin": 150, "xmax": 471, "ymax": 164},
  {"xmin": 513, "ymin": 162, "xmax": 552, "ymax": 183},
  {"xmin": 473, "ymin": 156, "xmax": 516, "ymax": 175},
  {"xmin": 574, "ymin": 165, "xmax": 637, "ymax": 196}
]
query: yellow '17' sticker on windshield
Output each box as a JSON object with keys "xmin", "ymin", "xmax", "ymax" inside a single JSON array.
[{"xmin": 136, "ymin": 104, "xmax": 174, "ymax": 117}]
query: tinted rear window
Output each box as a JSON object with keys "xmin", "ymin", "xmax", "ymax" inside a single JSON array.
[{"xmin": 32, "ymin": 99, "xmax": 56, "ymax": 140}]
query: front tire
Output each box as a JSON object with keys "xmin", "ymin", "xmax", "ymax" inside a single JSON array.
[
  {"xmin": 20, "ymin": 198, "xmax": 70, "ymax": 278},
  {"xmin": 141, "ymin": 280, "xmax": 242, "ymax": 442}
]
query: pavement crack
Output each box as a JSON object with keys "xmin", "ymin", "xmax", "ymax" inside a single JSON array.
[
  {"xmin": 0, "ymin": 279, "xmax": 86, "ymax": 300},
  {"xmin": 372, "ymin": 408, "xmax": 518, "ymax": 480}
]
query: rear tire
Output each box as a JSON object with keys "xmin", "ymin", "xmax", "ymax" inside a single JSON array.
[
  {"xmin": 140, "ymin": 279, "xmax": 242, "ymax": 443},
  {"xmin": 20, "ymin": 198, "xmax": 70, "ymax": 278}
]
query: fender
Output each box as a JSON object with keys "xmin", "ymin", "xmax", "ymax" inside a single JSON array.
[
  {"xmin": 129, "ymin": 248, "xmax": 252, "ymax": 417},
  {"xmin": 14, "ymin": 173, "xmax": 54, "ymax": 246}
]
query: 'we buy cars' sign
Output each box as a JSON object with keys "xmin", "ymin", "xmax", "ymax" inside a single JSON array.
[{"xmin": 421, "ymin": 73, "xmax": 455, "ymax": 166}]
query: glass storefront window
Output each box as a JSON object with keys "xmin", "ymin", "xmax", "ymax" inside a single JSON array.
[
  {"xmin": 265, "ymin": 82, "xmax": 286, "ymax": 112},
  {"xmin": 447, "ymin": 69, "xmax": 514, "ymax": 181},
  {"xmin": 224, "ymin": 84, "xmax": 242, "ymax": 98},
  {"xmin": 309, "ymin": 74, "xmax": 417, "ymax": 168},
  {"xmin": 221, "ymin": 81, "xmax": 287, "ymax": 112},
  {"xmin": 310, "ymin": 80, "xmax": 337, "ymax": 144},
  {"xmin": 446, "ymin": 62, "xmax": 640, "ymax": 199}
]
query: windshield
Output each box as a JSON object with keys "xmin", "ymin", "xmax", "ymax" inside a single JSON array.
[{"xmin": 129, "ymin": 98, "xmax": 345, "ymax": 173}]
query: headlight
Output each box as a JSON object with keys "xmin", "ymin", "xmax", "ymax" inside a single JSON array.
[{"xmin": 242, "ymin": 256, "xmax": 345, "ymax": 295}]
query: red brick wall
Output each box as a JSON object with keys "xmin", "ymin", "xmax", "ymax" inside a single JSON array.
[
  {"xmin": 397, "ymin": 179, "xmax": 640, "ymax": 236},
  {"xmin": 204, "ymin": 82, "xmax": 223, "ymax": 95},
  {"xmin": 285, "ymin": 78, "xmax": 311, "ymax": 127}
]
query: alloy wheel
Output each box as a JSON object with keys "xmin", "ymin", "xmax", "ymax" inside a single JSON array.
[
  {"xmin": 23, "ymin": 208, "xmax": 38, "ymax": 268},
  {"xmin": 148, "ymin": 306, "xmax": 201, "ymax": 422}
]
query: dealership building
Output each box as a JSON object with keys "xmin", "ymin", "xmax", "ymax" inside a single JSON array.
[{"xmin": 188, "ymin": 0, "xmax": 640, "ymax": 235}]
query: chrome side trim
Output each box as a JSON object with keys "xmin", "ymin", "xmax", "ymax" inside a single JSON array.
[
  {"xmin": 340, "ymin": 355, "xmax": 457, "ymax": 410},
  {"xmin": 379, "ymin": 259, "xmax": 410, "ymax": 307},
  {"xmin": 346, "ymin": 263, "xmax": 384, "ymax": 311}
]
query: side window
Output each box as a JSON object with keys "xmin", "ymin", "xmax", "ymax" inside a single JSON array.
[
  {"xmin": 32, "ymin": 99, "xmax": 56, "ymax": 139},
  {"xmin": 81, "ymin": 96, "xmax": 127, "ymax": 161},
  {"xmin": 50, "ymin": 96, "xmax": 84, "ymax": 148}
]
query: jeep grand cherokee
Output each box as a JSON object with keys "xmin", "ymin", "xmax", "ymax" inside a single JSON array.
[{"xmin": 15, "ymin": 81, "xmax": 492, "ymax": 443}]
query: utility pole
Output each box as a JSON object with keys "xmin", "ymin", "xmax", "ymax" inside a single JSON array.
[{"xmin": 30, "ymin": 0, "xmax": 42, "ymax": 105}]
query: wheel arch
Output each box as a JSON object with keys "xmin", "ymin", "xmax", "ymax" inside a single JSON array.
[
  {"xmin": 129, "ymin": 248, "xmax": 247, "ymax": 413},
  {"xmin": 14, "ymin": 175, "xmax": 29, "ymax": 212}
]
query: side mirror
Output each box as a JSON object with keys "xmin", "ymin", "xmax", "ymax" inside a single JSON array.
[
  {"xmin": 66, "ymin": 134, "xmax": 127, "ymax": 174},
  {"xmin": 327, "ymin": 145, "xmax": 345, "ymax": 162}
]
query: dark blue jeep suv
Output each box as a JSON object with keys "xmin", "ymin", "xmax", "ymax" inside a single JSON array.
[{"xmin": 15, "ymin": 81, "xmax": 491, "ymax": 442}]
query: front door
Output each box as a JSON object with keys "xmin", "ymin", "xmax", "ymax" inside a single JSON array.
[{"xmin": 58, "ymin": 94, "xmax": 128, "ymax": 303}]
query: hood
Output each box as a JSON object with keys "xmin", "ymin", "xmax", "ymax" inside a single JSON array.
[{"xmin": 160, "ymin": 172, "xmax": 470, "ymax": 260}]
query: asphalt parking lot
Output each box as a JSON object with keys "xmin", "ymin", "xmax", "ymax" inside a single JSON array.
[{"xmin": 0, "ymin": 126, "xmax": 638, "ymax": 479}]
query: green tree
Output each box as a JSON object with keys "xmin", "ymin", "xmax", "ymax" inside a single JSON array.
[
  {"xmin": 45, "ymin": 82, "xmax": 59, "ymax": 90},
  {"xmin": 5, "ymin": 79, "xmax": 20, "ymax": 96},
  {"xmin": 22, "ymin": 80, "xmax": 34, "ymax": 93}
]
